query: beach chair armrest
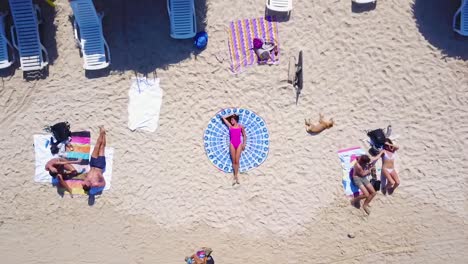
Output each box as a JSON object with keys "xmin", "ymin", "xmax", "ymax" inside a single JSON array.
[
  {"xmin": 453, "ymin": 7, "xmax": 462, "ymax": 30},
  {"xmin": 34, "ymin": 4, "xmax": 43, "ymax": 24},
  {"xmin": 10, "ymin": 25, "xmax": 18, "ymax": 50},
  {"xmin": 192, "ymin": 0, "xmax": 197, "ymax": 33},
  {"xmin": 167, "ymin": 0, "xmax": 171, "ymax": 17},
  {"xmin": 72, "ymin": 19, "xmax": 82, "ymax": 47},
  {"xmin": 103, "ymin": 38, "xmax": 111, "ymax": 63},
  {"xmin": 41, "ymin": 44, "xmax": 49, "ymax": 66}
]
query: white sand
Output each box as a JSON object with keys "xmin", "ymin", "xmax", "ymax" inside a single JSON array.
[{"xmin": 0, "ymin": 0, "xmax": 467, "ymax": 263}]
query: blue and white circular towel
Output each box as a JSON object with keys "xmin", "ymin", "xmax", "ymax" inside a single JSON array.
[{"xmin": 204, "ymin": 108, "xmax": 270, "ymax": 173}]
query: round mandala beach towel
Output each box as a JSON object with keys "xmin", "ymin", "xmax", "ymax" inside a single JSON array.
[{"xmin": 204, "ymin": 108, "xmax": 270, "ymax": 173}]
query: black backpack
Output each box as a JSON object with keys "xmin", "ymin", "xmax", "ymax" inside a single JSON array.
[
  {"xmin": 367, "ymin": 128, "xmax": 386, "ymax": 148},
  {"xmin": 49, "ymin": 122, "xmax": 71, "ymax": 143}
]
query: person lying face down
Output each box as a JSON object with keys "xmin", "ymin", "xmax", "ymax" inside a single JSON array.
[
  {"xmin": 45, "ymin": 158, "xmax": 82, "ymax": 197},
  {"xmin": 81, "ymin": 126, "xmax": 107, "ymax": 193}
]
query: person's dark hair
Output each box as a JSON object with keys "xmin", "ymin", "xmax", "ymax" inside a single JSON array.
[
  {"xmin": 385, "ymin": 138, "xmax": 393, "ymax": 144},
  {"xmin": 82, "ymin": 184, "xmax": 90, "ymax": 192},
  {"xmin": 49, "ymin": 171, "xmax": 58, "ymax": 177},
  {"xmin": 359, "ymin": 155, "xmax": 371, "ymax": 164},
  {"xmin": 229, "ymin": 114, "xmax": 239, "ymax": 123}
]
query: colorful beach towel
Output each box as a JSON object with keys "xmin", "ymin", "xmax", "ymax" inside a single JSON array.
[
  {"xmin": 227, "ymin": 16, "xmax": 280, "ymax": 73},
  {"xmin": 204, "ymin": 108, "xmax": 270, "ymax": 173},
  {"xmin": 34, "ymin": 134, "xmax": 114, "ymax": 195},
  {"xmin": 66, "ymin": 131, "xmax": 91, "ymax": 165},
  {"xmin": 338, "ymin": 147, "xmax": 366, "ymax": 197}
]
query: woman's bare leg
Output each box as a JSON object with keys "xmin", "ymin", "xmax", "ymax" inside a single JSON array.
[
  {"xmin": 229, "ymin": 144, "xmax": 237, "ymax": 185},
  {"xmin": 388, "ymin": 171, "xmax": 400, "ymax": 194},
  {"xmin": 382, "ymin": 169, "xmax": 395, "ymax": 193},
  {"xmin": 234, "ymin": 147, "xmax": 242, "ymax": 184}
]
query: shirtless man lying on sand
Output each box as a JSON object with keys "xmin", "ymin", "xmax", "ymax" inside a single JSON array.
[{"xmin": 81, "ymin": 126, "xmax": 107, "ymax": 193}]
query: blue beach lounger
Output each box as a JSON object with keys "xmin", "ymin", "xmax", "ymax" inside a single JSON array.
[
  {"xmin": 266, "ymin": 0, "xmax": 293, "ymax": 13},
  {"xmin": 167, "ymin": 0, "xmax": 197, "ymax": 39},
  {"xmin": 70, "ymin": 0, "xmax": 110, "ymax": 70},
  {"xmin": 453, "ymin": 0, "xmax": 468, "ymax": 36},
  {"xmin": 9, "ymin": 0, "xmax": 48, "ymax": 71}
]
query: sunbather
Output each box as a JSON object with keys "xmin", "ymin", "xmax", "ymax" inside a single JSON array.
[
  {"xmin": 45, "ymin": 158, "xmax": 82, "ymax": 197},
  {"xmin": 185, "ymin": 248, "xmax": 214, "ymax": 264},
  {"xmin": 351, "ymin": 154, "xmax": 382, "ymax": 214},
  {"xmin": 381, "ymin": 138, "xmax": 400, "ymax": 194},
  {"xmin": 82, "ymin": 126, "xmax": 107, "ymax": 192},
  {"xmin": 221, "ymin": 113, "xmax": 247, "ymax": 185}
]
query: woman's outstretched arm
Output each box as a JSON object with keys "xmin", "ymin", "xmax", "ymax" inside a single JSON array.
[{"xmin": 221, "ymin": 114, "xmax": 233, "ymax": 127}]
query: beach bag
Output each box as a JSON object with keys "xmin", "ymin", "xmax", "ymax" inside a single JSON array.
[
  {"xmin": 194, "ymin": 31, "xmax": 208, "ymax": 49},
  {"xmin": 367, "ymin": 128, "xmax": 386, "ymax": 148},
  {"xmin": 49, "ymin": 122, "xmax": 71, "ymax": 143},
  {"xmin": 370, "ymin": 178, "xmax": 381, "ymax": 192}
]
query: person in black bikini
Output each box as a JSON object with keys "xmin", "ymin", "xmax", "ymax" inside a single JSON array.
[{"xmin": 82, "ymin": 127, "xmax": 106, "ymax": 192}]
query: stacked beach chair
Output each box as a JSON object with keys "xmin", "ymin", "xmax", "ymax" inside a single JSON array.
[
  {"xmin": 0, "ymin": 12, "xmax": 15, "ymax": 69},
  {"xmin": 167, "ymin": 0, "xmax": 197, "ymax": 39},
  {"xmin": 70, "ymin": 0, "xmax": 111, "ymax": 70},
  {"xmin": 266, "ymin": 0, "xmax": 293, "ymax": 14},
  {"xmin": 9, "ymin": 0, "xmax": 48, "ymax": 71},
  {"xmin": 453, "ymin": 0, "xmax": 468, "ymax": 36}
]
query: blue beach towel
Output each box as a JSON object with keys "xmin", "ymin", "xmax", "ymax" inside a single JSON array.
[{"xmin": 204, "ymin": 108, "xmax": 270, "ymax": 173}]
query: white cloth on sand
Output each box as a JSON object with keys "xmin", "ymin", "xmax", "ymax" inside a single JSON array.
[
  {"xmin": 128, "ymin": 77, "xmax": 163, "ymax": 132},
  {"xmin": 33, "ymin": 135, "xmax": 114, "ymax": 191}
]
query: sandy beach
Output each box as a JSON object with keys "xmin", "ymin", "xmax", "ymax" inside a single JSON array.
[{"xmin": 0, "ymin": 0, "xmax": 467, "ymax": 263}]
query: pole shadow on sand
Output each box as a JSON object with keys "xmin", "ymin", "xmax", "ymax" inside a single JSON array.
[
  {"xmin": 92, "ymin": 0, "xmax": 208, "ymax": 75},
  {"xmin": 413, "ymin": 0, "xmax": 468, "ymax": 60}
]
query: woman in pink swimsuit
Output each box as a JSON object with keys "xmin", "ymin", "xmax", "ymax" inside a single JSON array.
[
  {"xmin": 381, "ymin": 138, "xmax": 400, "ymax": 194},
  {"xmin": 222, "ymin": 114, "xmax": 247, "ymax": 185}
]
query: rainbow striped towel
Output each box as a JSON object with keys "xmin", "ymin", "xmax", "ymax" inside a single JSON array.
[
  {"xmin": 66, "ymin": 131, "xmax": 91, "ymax": 165},
  {"xmin": 227, "ymin": 16, "xmax": 280, "ymax": 74}
]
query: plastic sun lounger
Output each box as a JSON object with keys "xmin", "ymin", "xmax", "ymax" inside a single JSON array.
[
  {"xmin": 167, "ymin": 0, "xmax": 197, "ymax": 39},
  {"xmin": 0, "ymin": 12, "xmax": 15, "ymax": 69},
  {"xmin": 9, "ymin": 0, "xmax": 48, "ymax": 71},
  {"xmin": 70, "ymin": 0, "xmax": 110, "ymax": 70},
  {"xmin": 453, "ymin": 0, "xmax": 468, "ymax": 36},
  {"xmin": 266, "ymin": 0, "xmax": 293, "ymax": 13}
]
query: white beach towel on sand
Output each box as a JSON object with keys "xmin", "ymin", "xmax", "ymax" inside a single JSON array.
[
  {"xmin": 33, "ymin": 135, "xmax": 114, "ymax": 191},
  {"xmin": 128, "ymin": 77, "xmax": 163, "ymax": 132}
]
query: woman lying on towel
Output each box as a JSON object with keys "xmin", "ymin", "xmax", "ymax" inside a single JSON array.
[
  {"xmin": 45, "ymin": 158, "xmax": 83, "ymax": 197},
  {"xmin": 221, "ymin": 113, "xmax": 247, "ymax": 186},
  {"xmin": 381, "ymin": 138, "xmax": 400, "ymax": 195}
]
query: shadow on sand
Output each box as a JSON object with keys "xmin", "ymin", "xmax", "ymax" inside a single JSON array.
[
  {"xmin": 94, "ymin": 0, "xmax": 208, "ymax": 75},
  {"xmin": 413, "ymin": 0, "xmax": 468, "ymax": 60}
]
